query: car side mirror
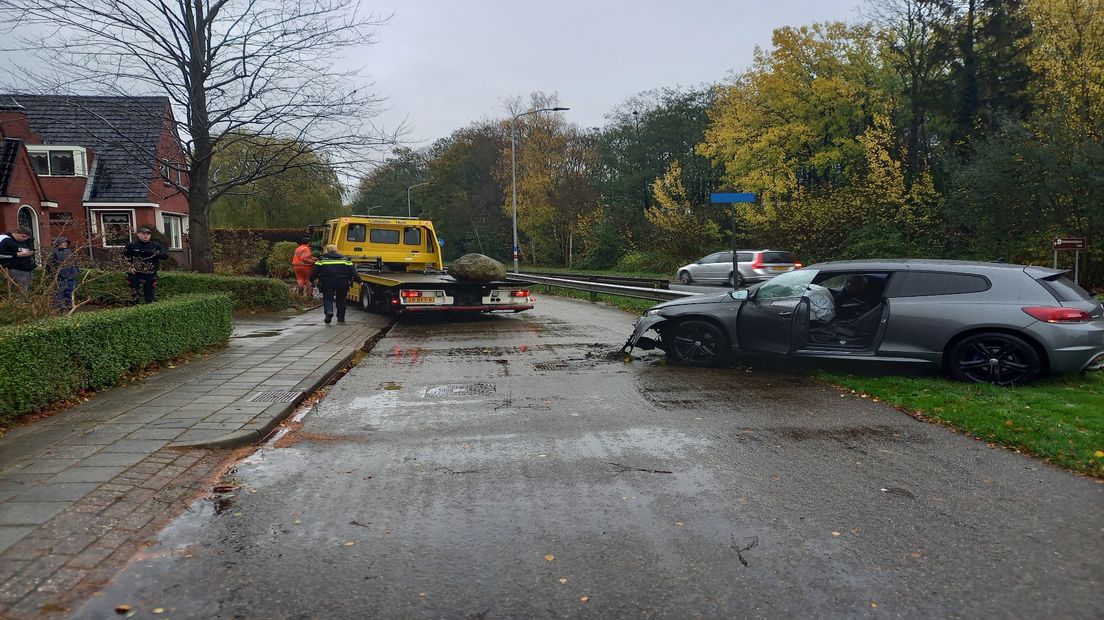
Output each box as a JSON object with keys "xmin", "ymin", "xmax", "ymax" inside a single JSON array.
[{"xmin": 730, "ymin": 289, "xmax": 749, "ymax": 301}]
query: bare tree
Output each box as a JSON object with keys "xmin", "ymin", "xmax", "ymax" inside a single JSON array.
[{"xmin": 0, "ymin": 0, "xmax": 400, "ymax": 271}]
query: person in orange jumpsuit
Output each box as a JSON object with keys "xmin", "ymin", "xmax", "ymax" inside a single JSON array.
[{"xmin": 292, "ymin": 236, "xmax": 317, "ymax": 297}]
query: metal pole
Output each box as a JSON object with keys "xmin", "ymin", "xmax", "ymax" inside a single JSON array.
[
  {"xmin": 731, "ymin": 209, "xmax": 738, "ymax": 288},
  {"xmin": 1075, "ymin": 250, "xmax": 1080, "ymax": 285},
  {"xmin": 511, "ymin": 117, "xmax": 519, "ymax": 273},
  {"xmin": 1053, "ymin": 249, "xmax": 1058, "ymax": 269},
  {"xmin": 407, "ymin": 187, "xmax": 412, "ymax": 218}
]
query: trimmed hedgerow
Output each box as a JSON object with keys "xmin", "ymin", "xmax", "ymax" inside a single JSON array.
[
  {"xmin": 0, "ymin": 293, "xmax": 233, "ymax": 419},
  {"xmin": 76, "ymin": 270, "xmax": 290, "ymax": 311}
]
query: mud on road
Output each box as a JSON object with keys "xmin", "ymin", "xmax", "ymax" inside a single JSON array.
[{"xmin": 74, "ymin": 296, "xmax": 1104, "ymax": 619}]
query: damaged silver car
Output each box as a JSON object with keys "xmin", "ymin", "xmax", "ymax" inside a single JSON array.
[{"xmin": 624, "ymin": 259, "xmax": 1104, "ymax": 385}]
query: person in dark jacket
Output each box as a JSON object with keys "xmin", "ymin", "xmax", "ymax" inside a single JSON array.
[
  {"xmin": 123, "ymin": 226, "xmax": 169, "ymax": 304},
  {"xmin": 0, "ymin": 227, "xmax": 37, "ymax": 294},
  {"xmin": 310, "ymin": 244, "xmax": 357, "ymax": 324},
  {"xmin": 48, "ymin": 236, "xmax": 80, "ymax": 309}
]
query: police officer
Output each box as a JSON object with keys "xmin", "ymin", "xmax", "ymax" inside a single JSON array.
[
  {"xmin": 310, "ymin": 244, "xmax": 357, "ymax": 324},
  {"xmin": 123, "ymin": 226, "xmax": 168, "ymax": 304}
]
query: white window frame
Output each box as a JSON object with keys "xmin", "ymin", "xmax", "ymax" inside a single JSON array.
[
  {"xmin": 25, "ymin": 146, "xmax": 88, "ymax": 177},
  {"xmin": 98, "ymin": 211, "xmax": 133, "ymax": 248},
  {"xmin": 161, "ymin": 213, "xmax": 183, "ymax": 250}
]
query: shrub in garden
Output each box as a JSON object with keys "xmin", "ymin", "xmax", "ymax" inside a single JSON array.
[
  {"xmin": 0, "ymin": 293, "xmax": 232, "ymax": 419},
  {"xmin": 212, "ymin": 231, "xmax": 271, "ymax": 275},
  {"xmin": 75, "ymin": 270, "xmax": 290, "ymax": 311},
  {"xmin": 267, "ymin": 241, "xmax": 298, "ymax": 279}
]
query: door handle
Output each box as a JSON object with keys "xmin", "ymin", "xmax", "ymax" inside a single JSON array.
[{"xmin": 778, "ymin": 311, "xmax": 794, "ymax": 317}]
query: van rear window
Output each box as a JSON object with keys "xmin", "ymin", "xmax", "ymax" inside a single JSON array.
[
  {"xmin": 1039, "ymin": 275, "xmax": 1094, "ymax": 302},
  {"xmin": 761, "ymin": 252, "xmax": 797, "ymax": 264}
]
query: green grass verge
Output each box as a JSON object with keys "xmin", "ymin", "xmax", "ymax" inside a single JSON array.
[{"xmin": 819, "ymin": 371, "xmax": 1104, "ymax": 478}]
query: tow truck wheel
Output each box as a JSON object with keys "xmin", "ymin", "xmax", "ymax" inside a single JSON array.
[{"xmin": 360, "ymin": 288, "xmax": 373, "ymax": 312}]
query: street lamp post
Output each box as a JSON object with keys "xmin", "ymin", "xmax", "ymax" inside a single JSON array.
[
  {"xmin": 511, "ymin": 106, "xmax": 569, "ymax": 273},
  {"xmin": 407, "ymin": 182, "xmax": 431, "ymax": 218}
]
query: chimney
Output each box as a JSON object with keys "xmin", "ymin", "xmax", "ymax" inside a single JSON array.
[{"xmin": 0, "ymin": 97, "xmax": 37, "ymax": 142}]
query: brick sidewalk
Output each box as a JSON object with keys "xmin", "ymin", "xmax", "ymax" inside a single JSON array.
[{"xmin": 0, "ymin": 308, "xmax": 392, "ymax": 617}]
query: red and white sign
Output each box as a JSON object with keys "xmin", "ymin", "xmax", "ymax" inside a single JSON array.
[{"xmin": 1053, "ymin": 237, "xmax": 1086, "ymax": 250}]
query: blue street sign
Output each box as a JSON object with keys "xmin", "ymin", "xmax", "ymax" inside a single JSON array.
[
  {"xmin": 710, "ymin": 192, "xmax": 757, "ymax": 203},
  {"xmin": 438, "ymin": 237, "xmax": 445, "ymax": 247}
]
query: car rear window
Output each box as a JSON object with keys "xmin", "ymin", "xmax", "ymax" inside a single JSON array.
[
  {"xmin": 1038, "ymin": 274, "xmax": 1095, "ymax": 302},
  {"xmin": 893, "ymin": 272, "xmax": 990, "ymax": 297},
  {"xmin": 760, "ymin": 251, "xmax": 797, "ymax": 264}
]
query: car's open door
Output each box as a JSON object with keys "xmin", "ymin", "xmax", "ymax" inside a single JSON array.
[
  {"xmin": 738, "ymin": 296, "xmax": 810, "ymax": 355},
  {"xmin": 735, "ymin": 269, "xmax": 817, "ymax": 355}
]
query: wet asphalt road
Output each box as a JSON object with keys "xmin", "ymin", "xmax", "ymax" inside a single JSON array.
[{"xmin": 73, "ymin": 296, "xmax": 1103, "ymax": 619}]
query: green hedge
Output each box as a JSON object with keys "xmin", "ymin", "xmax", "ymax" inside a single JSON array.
[
  {"xmin": 76, "ymin": 271, "xmax": 290, "ymax": 311},
  {"xmin": 0, "ymin": 293, "xmax": 233, "ymax": 418}
]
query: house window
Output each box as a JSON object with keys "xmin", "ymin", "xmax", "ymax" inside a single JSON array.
[
  {"xmin": 26, "ymin": 148, "xmax": 85, "ymax": 176},
  {"xmin": 163, "ymin": 215, "xmax": 183, "ymax": 250},
  {"xmin": 101, "ymin": 213, "xmax": 132, "ymax": 247}
]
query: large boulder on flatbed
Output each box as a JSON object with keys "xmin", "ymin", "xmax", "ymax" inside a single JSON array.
[{"xmin": 450, "ymin": 253, "xmax": 507, "ymax": 282}]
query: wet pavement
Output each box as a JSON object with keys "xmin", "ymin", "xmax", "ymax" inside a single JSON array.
[
  {"xmin": 0, "ymin": 308, "xmax": 391, "ymax": 618},
  {"xmin": 71, "ymin": 296, "xmax": 1104, "ymax": 618}
]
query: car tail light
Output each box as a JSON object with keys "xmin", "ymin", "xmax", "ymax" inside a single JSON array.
[
  {"xmin": 750, "ymin": 254, "xmax": 764, "ymax": 269},
  {"xmin": 1021, "ymin": 306, "xmax": 1092, "ymax": 323},
  {"xmin": 794, "ymin": 262, "xmax": 803, "ymax": 268},
  {"xmin": 511, "ymin": 289, "xmax": 530, "ymax": 297},
  {"xmin": 400, "ymin": 290, "xmax": 423, "ymax": 298}
]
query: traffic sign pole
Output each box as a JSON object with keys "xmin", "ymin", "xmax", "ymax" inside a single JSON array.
[{"xmin": 711, "ymin": 191, "xmax": 758, "ymax": 289}]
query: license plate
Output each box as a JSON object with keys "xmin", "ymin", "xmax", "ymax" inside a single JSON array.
[
  {"xmin": 770, "ymin": 266, "xmax": 789, "ymax": 272},
  {"xmin": 407, "ymin": 296, "xmax": 434, "ymax": 304}
]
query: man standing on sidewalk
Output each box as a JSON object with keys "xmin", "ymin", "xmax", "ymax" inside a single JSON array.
[
  {"xmin": 123, "ymin": 226, "xmax": 168, "ymax": 304},
  {"xmin": 310, "ymin": 244, "xmax": 357, "ymax": 324},
  {"xmin": 0, "ymin": 227, "xmax": 37, "ymax": 294},
  {"xmin": 292, "ymin": 236, "xmax": 317, "ymax": 297}
]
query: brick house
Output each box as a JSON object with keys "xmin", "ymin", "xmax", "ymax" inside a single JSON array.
[{"xmin": 0, "ymin": 95, "xmax": 191, "ymax": 268}]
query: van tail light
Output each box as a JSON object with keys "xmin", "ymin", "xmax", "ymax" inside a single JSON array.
[
  {"xmin": 1021, "ymin": 306, "xmax": 1092, "ymax": 323},
  {"xmin": 400, "ymin": 290, "xmax": 423, "ymax": 298},
  {"xmin": 750, "ymin": 255, "xmax": 764, "ymax": 269},
  {"xmin": 510, "ymin": 289, "xmax": 530, "ymax": 297}
]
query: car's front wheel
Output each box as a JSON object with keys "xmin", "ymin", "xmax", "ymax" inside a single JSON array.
[
  {"xmin": 948, "ymin": 332, "xmax": 1043, "ymax": 385},
  {"xmin": 677, "ymin": 270, "xmax": 693, "ymax": 284},
  {"xmin": 664, "ymin": 319, "xmax": 730, "ymax": 367}
]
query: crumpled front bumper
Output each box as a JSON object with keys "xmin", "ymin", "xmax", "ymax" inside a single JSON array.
[{"xmin": 621, "ymin": 315, "xmax": 668, "ymax": 354}]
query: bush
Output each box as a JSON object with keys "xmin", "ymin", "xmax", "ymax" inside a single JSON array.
[
  {"xmin": 268, "ymin": 241, "xmax": 298, "ymax": 279},
  {"xmin": 75, "ymin": 271, "xmax": 290, "ymax": 312},
  {"xmin": 0, "ymin": 293, "xmax": 233, "ymax": 418},
  {"xmin": 615, "ymin": 251, "xmax": 679, "ymax": 275},
  {"xmin": 212, "ymin": 231, "xmax": 271, "ymax": 275}
]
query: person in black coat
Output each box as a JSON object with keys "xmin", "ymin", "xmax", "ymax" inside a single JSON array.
[
  {"xmin": 310, "ymin": 245, "xmax": 357, "ymax": 324},
  {"xmin": 123, "ymin": 226, "xmax": 169, "ymax": 304},
  {"xmin": 0, "ymin": 227, "xmax": 37, "ymax": 294}
]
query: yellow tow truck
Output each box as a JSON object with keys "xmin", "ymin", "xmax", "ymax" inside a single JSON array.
[{"xmin": 308, "ymin": 216, "xmax": 534, "ymax": 314}]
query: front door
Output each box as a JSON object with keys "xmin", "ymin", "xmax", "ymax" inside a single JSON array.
[{"xmin": 736, "ymin": 269, "xmax": 818, "ymax": 354}]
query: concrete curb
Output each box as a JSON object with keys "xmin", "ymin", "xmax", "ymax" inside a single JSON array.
[{"xmin": 169, "ymin": 348, "xmax": 360, "ymax": 450}]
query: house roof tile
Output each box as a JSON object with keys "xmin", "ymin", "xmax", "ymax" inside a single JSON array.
[{"xmin": 0, "ymin": 95, "xmax": 170, "ymax": 202}]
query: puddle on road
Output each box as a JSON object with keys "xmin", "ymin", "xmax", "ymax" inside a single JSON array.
[{"xmin": 231, "ymin": 329, "xmax": 286, "ymax": 339}]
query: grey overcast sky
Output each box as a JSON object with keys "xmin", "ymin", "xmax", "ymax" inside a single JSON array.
[{"xmin": 366, "ymin": 0, "xmax": 866, "ymax": 147}]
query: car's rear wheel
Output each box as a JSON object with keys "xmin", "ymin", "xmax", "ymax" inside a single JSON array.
[
  {"xmin": 678, "ymin": 270, "xmax": 693, "ymax": 284},
  {"xmin": 664, "ymin": 319, "xmax": 730, "ymax": 367},
  {"xmin": 949, "ymin": 332, "xmax": 1043, "ymax": 385}
]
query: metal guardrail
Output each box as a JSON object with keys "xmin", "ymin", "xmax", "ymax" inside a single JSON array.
[
  {"xmin": 517, "ymin": 270, "xmax": 671, "ymax": 290},
  {"xmin": 507, "ymin": 273, "xmax": 697, "ymax": 302}
]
